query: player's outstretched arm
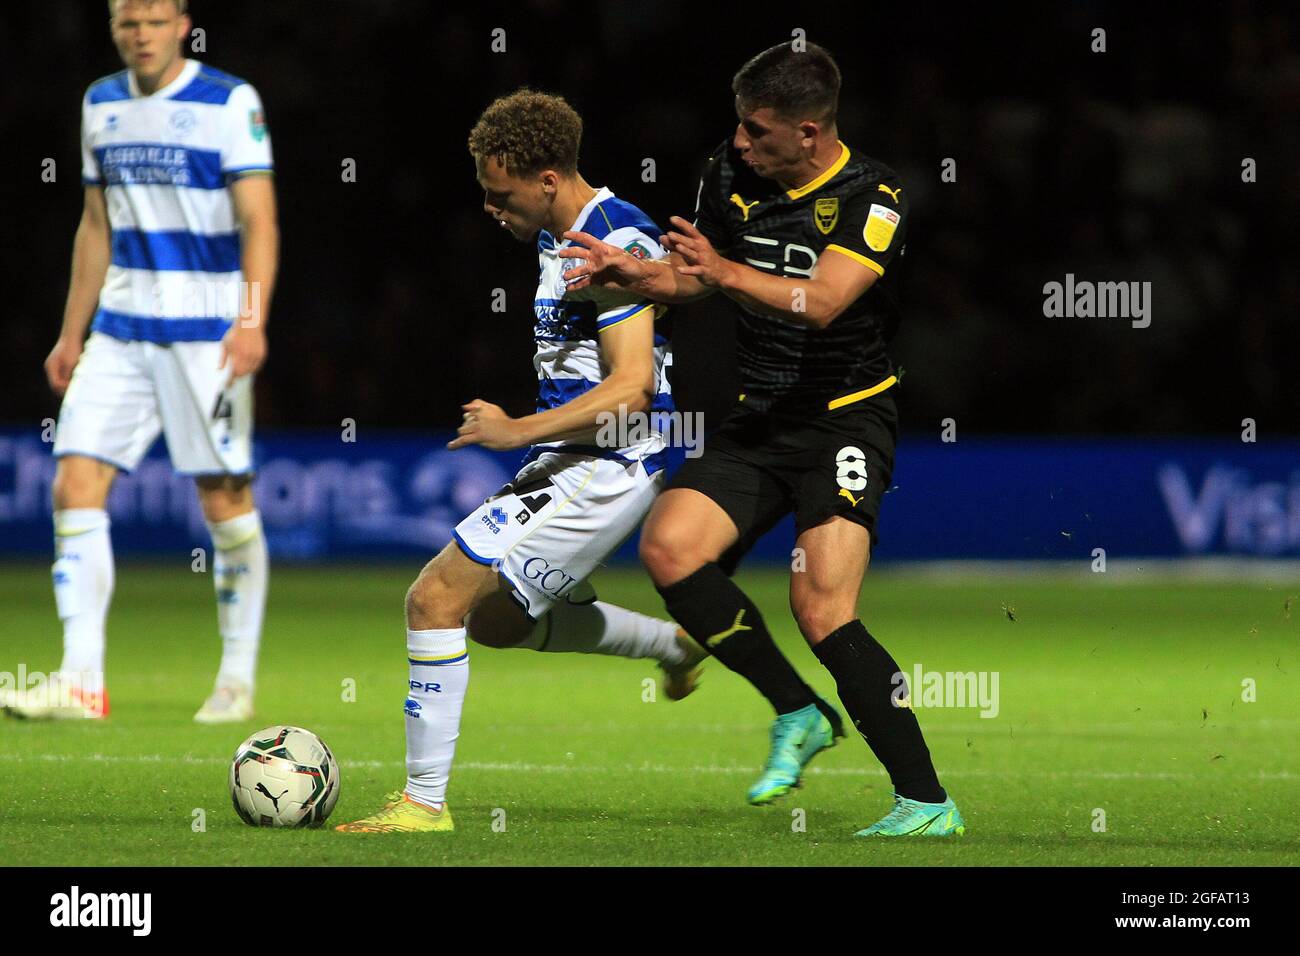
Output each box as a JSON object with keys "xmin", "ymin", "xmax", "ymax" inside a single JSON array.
[
  {"xmin": 448, "ymin": 308, "xmax": 657, "ymax": 451},
  {"xmin": 46, "ymin": 186, "xmax": 111, "ymax": 395},
  {"xmin": 559, "ymin": 230, "xmax": 714, "ymax": 304},
  {"xmin": 663, "ymin": 216, "xmax": 878, "ymax": 329},
  {"xmin": 220, "ymin": 174, "xmax": 280, "ymax": 379}
]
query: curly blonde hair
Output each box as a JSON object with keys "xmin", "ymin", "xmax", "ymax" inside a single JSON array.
[{"xmin": 468, "ymin": 89, "xmax": 582, "ymax": 177}]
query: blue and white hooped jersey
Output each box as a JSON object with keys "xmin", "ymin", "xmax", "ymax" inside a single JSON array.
[
  {"xmin": 531, "ymin": 187, "xmax": 674, "ymax": 473},
  {"xmin": 80, "ymin": 59, "xmax": 273, "ymax": 343}
]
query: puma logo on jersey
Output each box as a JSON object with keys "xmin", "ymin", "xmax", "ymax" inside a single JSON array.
[
  {"xmin": 838, "ymin": 488, "xmax": 865, "ymax": 508},
  {"xmin": 877, "ymin": 183, "xmax": 902, "ymax": 203},
  {"xmin": 705, "ymin": 609, "xmax": 752, "ymax": 647},
  {"xmin": 730, "ymin": 194, "xmax": 760, "ymax": 221}
]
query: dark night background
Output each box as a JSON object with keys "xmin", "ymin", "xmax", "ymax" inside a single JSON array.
[{"xmin": 1, "ymin": 1, "xmax": 1296, "ymax": 438}]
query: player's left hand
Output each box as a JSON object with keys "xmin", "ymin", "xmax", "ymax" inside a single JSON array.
[
  {"xmin": 448, "ymin": 399, "xmax": 524, "ymax": 451},
  {"xmin": 663, "ymin": 216, "xmax": 736, "ymax": 288},
  {"xmin": 219, "ymin": 323, "xmax": 268, "ymax": 380}
]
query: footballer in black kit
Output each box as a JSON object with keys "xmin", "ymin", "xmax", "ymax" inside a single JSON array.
[
  {"xmin": 560, "ymin": 40, "xmax": 964, "ymax": 837},
  {"xmin": 672, "ymin": 136, "xmax": 908, "ymax": 569}
]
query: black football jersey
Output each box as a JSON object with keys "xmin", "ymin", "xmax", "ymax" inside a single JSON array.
[{"xmin": 694, "ymin": 139, "xmax": 908, "ymax": 412}]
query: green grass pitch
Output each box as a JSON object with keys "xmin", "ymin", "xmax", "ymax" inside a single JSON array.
[{"xmin": 1, "ymin": 561, "xmax": 1296, "ymax": 866}]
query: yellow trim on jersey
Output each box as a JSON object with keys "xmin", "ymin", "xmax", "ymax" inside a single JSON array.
[
  {"xmin": 598, "ymin": 303, "xmax": 655, "ymax": 331},
  {"xmin": 824, "ymin": 244, "xmax": 885, "ymax": 276},
  {"xmin": 827, "ymin": 375, "xmax": 898, "ymax": 410},
  {"xmin": 786, "ymin": 141, "xmax": 850, "ymax": 200}
]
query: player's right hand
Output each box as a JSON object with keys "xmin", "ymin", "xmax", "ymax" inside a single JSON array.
[
  {"xmin": 559, "ymin": 230, "xmax": 649, "ymax": 291},
  {"xmin": 44, "ymin": 337, "xmax": 83, "ymax": 396}
]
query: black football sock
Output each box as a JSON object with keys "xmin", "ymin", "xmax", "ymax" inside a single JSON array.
[
  {"xmin": 657, "ymin": 563, "xmax": 819, "ymax": 716},
  {"xmin": 813, "ymin": 619, "xmax": 946, "ymax": 804}
]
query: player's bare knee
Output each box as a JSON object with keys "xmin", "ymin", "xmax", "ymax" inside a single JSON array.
[
  {"xmin": 639, "ymin": 528, "xmax": 700, "ymax": 584},
  {"xmin": 51, "ymin": 457, "xmax": 114, "ymax": 510},
  {"xmin": 196, "ymin": 475, "xmax": 254, "ymax": 523},
  {"xmin": 790, "ymin": 592, "xmax": 855, "ymax": 644},
  {"xmin": 405, "ymin": 572, "xmax": 470, "ymax": 630},
  {"xmin": 637, "ymin": 533, "xmax": 669, "ymax": 577},
  {"xmin": 51, "ymin": 473, "xmax": 92, "ymax": 511}
]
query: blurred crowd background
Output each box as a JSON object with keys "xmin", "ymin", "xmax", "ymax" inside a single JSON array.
[{"xmin": 1, "ymin": 0, "xmax": 1296, "ymax": 437}]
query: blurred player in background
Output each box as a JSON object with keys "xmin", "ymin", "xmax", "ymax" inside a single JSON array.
[
  {"xmin": 0, "ymin": 0, "xmax": 277, "ymax": 723},
  {"xmin": 562, "ymin": 43, "xmax": 964, "ymax": 837},
  {"xmin": 336, "ymin": 90, "xmax": 703, "ymax": 833}
]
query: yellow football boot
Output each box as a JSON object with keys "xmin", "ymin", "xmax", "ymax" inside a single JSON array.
[
  {"xmin": 335, "ymin": 791, "xmax": 455, "ymax": 833},
  {"xmin": 660, "ymin": 631, "xmax": 707, "ymax": 701}
]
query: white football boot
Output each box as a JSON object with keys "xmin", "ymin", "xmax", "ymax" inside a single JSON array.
[{"xmin": 194, "ymin": 684, "xmax": 254, "ymax": 724}]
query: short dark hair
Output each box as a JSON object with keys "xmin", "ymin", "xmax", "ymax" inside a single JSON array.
[
  {"xmin": 467, "ymin": 88, "xmax": 582, "ymax": 177},
  {"xmin": 732, "ymin": 42, "xmax": 841, "ymax": 124}
]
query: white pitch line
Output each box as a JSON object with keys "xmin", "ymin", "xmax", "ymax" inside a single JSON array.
[{"xmin": 0, "ymin": 752, "xmax": 1295, "ymax": 782}]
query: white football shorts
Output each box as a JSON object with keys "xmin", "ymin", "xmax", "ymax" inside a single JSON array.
[
  {"xmin": 452, "ymin": 447, "xmax": 664, "ymax": 619},
  {"xmin": 53, "ymin": 331, "xmax": 253, "ymax": 475}
]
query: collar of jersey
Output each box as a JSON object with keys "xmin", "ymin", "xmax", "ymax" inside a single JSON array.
[
  {"xmin": 538, "ymin": 186, "xmax": 614, "ymax": 250},
  {"xmin": 127, "ymin": 57, "xmax": 201, "ymax": 100},
  {"xmin": 785, "ymin": 141, "xmax": 850, "ymax": 200}
]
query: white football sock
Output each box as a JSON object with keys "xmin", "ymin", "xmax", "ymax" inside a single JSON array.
[
  {"xmin": 52, "ymin": 508, "xmax": 114, "ymax": 694},
  {"xmin": 404, "ymin": 627, "xmax": 469, "ymax": 809},
  {"xmin": 207, "ymin": 510, "xmax": 268, "ymax": 692},
  {"xmin": 519, "ymin": 600, "xmax": 685, "ymax": 664}
]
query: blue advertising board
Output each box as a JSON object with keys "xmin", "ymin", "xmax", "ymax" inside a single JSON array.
[{"xmin": 1, "ymin": 429, "xmax": 1297, "ymax": 562}]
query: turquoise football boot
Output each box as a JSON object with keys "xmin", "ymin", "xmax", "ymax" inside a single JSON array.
[
  {"xmin": 854, "ymin": 793, "xmax": 966, "ymax": 837},
  {"xmin": 747, "ymin": 701, "xmax": 844, "ymax": 805}
]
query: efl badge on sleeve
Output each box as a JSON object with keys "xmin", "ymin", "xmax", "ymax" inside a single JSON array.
[
  {"xmin": 249, "ymin": 109, "xmax": 267, "ymax": 142},
  {"xmin": 624, "ymin": 240, "xmax": 651, "ymax": 260},
  {"xmin": 864, "ymin": 203, "xmax": 900, "ymax": 252},
  {"xmin": 814, "ymin": 197, "xmax": 839, "ymax": 235}
]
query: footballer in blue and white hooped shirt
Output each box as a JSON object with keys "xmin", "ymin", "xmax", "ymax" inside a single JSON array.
[
  {"xmin": 80, "ymin": 59, "xmax": 272, "ymax": 347},
  {"xmin": 335, "ymin": 90, "xmax": 702, "ymax": 833},
  {"xmin": 530, "ymin": 186, "xmax": 675, "ymax": 470},
  {"xmin": 9, "ymin": 0, "xmax": 280, "ymax": 726},
  {"xmin": 448, "ymin": 182, "xmax": 678, "ymax": 622}
]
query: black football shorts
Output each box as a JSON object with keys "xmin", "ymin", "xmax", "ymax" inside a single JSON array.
[{"xmin": 667, "ymin": 389, "xmax": 898, "ymax": 574}]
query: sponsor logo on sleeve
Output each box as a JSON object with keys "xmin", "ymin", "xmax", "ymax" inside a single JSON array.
[{"xmin": 864, "ymin": 204, "xmax": 900, "ymax": 252}]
